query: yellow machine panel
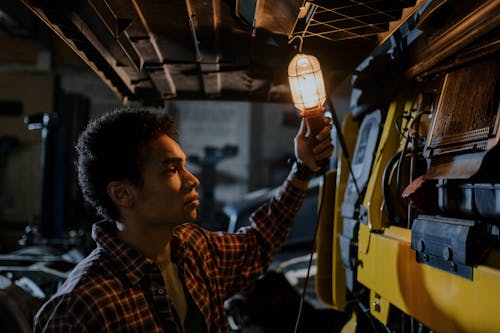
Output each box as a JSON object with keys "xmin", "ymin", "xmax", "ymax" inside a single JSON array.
[
  {"xmin": 357, "ymin": 224, "xmax": 500, "ymax": 333},
  {"xmin": 317, "ymin": 2, "xmax": 500, "ymax": 332}
]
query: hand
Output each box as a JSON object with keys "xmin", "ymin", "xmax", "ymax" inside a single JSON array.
[
  {"xmin": 294, "ymin": 117, "xmax": 334, "ymax": 172},
  {"xmin": 294, "ymin": 116, "xmax": 334, "ymax": 172}
]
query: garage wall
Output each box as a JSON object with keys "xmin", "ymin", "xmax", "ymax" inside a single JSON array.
[
  {"xmin": 166, "ymin": 100, "xmax": 299, "ymax": 203},
  {"xmin": 249, "ymin": 102, "xmax": 298, "ymax": 190},
  {"xmin": 0, "ymin": 67, "xmax": 301, "ymax": 241},
  {"xmin": 173, "ymin": 101, "xmax": 250, "ymax": 203},
  {"xmin": 0, "ymin": 72, "xmax": 54, "ymax": 225},
  {"xmin": 58, "ymin": 67, "xmax": 122, "ymax": 119}
]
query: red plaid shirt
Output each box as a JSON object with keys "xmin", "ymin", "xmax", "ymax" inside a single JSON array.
[{"xmin": 33, "ymin": 178, "xmax": 306, "ymax": 332}]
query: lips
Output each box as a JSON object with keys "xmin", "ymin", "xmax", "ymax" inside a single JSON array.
[{"xmin": 184, "ymin": 194, "xmax": 200, "ymax": 207}]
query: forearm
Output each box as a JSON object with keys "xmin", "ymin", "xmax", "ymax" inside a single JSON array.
[{"xmin": 251, "ymin": 175, "xmax": 307, "ymax": 251}]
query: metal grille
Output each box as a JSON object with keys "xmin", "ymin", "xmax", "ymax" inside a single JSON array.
[{"xmin": 291, "ymin": 0, "xmax": 422, "ymax": 43}]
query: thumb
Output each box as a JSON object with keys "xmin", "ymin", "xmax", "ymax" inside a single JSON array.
[{"xmin": 297, "ymin": 118, "xmax": 307, "ymax": 139}]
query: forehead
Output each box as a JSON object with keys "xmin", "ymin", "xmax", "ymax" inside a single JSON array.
[{"xmin": 143, "ymin": 134, "xmax": 186, "ymax": 163}]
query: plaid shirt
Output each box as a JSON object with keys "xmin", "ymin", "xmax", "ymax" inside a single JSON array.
[{"xmin": 33, "ymin": 178, "xmax": 306, "ymax": 332}]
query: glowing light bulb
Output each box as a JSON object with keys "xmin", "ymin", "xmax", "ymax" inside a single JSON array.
[{"xmin": 288, "ymin": 53, "xmax": 326, "ymax": 111}]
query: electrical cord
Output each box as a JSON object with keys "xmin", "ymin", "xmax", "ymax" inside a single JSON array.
[
  {"xmin": 382, "ymin": 150, "xmax": 407, "ymax": 226},
  {"xmin": 395, "ymin": 113, "xmax": 411, "ymax": 138},
  {"xmin": 293, "ymin": 172, "xmax": 327, "ymax": 333},
  {"xmin": 294, "ymin": 98, "xmax": 360, "ymax": 332},
  {"xmin": 396, "ymin": 109, "xmax": 429, "ymax": 197},
  {"xmin": 326, "ymin": 98, "xmax": 361, "ymax": 198},
  {"xmin": 294, "ymin": 98, "xmax": 363, "ymax": 332}
]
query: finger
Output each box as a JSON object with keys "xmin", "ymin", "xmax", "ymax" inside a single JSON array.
[
  {"xmin": 313, "ymin": 139, "xmax": 333, "ymax": 154},
  {"xmin": 315, "ymin": 123, "xmax": 332, "ymax": 141},
  {"xmin": 314, "ymin": 144, "xmax": 335, "ymax": 161}
]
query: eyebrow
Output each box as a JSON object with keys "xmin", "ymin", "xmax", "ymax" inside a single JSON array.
[{"xmin": 160, "ymin": 157, "xmax": 183, "ymax": 166}]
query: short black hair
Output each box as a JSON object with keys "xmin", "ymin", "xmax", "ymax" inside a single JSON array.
[{"xmin": 76, "ymin": 109, "xmax": 178, "ymax": 220}]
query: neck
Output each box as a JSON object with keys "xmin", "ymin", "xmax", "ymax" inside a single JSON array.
[{"xmin": 116, "ymin": 219, "xmax": 174, "ymax": 262}]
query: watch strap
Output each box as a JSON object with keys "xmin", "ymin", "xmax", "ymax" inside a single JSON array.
[{"xmin": 292, "ymin": 161, "xmax": 315, "ymax": 181}]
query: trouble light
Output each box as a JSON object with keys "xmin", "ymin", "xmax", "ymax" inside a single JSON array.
[
  {"xmin": 288, "ymin": 53, "xmax": 328, "ymax": 167},
  {"xmin": 288, "ymin": 53, "xmax": 326, "ymax": 112}
]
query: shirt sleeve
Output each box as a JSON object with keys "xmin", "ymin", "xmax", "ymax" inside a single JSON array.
[{"xmin": 209, "ymin": 178, "xmax": 307, "ymax": 298}]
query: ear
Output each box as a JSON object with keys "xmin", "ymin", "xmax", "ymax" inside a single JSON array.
[{"xmin": 107, "ymin": 181, "xmax": 135, "ymax": 208}]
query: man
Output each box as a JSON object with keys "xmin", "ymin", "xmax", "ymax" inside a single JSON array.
[{"xmin": 33, "ymin": 109, "xmax": 334, "ymax": 332}]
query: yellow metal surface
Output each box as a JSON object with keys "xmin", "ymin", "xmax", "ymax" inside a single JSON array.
[
  {"xmin": 370, "ymin": 290, "xmax": 390, "ymax": 325},
  {"xmin": 328, "ymin": 113, "xmax": 359, "ymax": 311},
  {"xmin": 362, "ymin": 98, "xmax": 410, "ymax": 231},
  {"xmin": 315, "ymin": 169, "xmax": 336, "ymax": 308},
  {"xmin": 357, "ymin": 224, "xmax": 500, "ymax": 333}
]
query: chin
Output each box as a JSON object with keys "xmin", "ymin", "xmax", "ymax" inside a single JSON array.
[{"xmin": 186, "ymin": 212, "xmax": 197, "ymax": 222}]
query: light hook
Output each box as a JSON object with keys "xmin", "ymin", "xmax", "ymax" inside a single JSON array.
[{"xmin": 288, "ymin": 35, "xmax": 304, "ymax": 53}]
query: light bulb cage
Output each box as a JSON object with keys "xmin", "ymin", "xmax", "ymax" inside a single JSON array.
[{"xmin": 288, "ymin": 53, "xmax": 326, "ymax": 111}]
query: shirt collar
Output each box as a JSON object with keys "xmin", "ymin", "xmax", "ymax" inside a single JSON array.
[
  {"xmin": 170, "ymin": 226, "xmax": 189, "ymax": 269},
  {"xmin": 91, "ymin": 220, "xmax": 154, "ymax": 285}
]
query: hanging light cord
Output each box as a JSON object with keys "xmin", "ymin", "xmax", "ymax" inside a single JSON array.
[
  {"xmin": 326, "ymin": 98, "xmax": 361, "ymax": 197},
  {"xmin": 294, "ymin": 98, "xmax": 359, "ymax": 332},
  {"xmin": 293, "ymin": 172, "xmax": 326, "ymax": 333}
]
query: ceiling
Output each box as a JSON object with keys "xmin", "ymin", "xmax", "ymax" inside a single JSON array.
[{"xmin": 4, "ymin": 0, "xmax": 423, "ymax": 105}]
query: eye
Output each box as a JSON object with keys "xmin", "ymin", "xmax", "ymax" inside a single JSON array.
[{"xmin": 165, "ymin": 166, "xmax": 179, "ymax": 175}]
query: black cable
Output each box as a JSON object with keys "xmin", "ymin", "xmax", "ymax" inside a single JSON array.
[
  {"xmin": 398, "ymin": 109, "xmax": 429, "ymax": 229},
  {"xmin": 395, "ymin": 114, "xmax": 410, "ymax": 138},
  {"xmin": 326, "ymin": 98, "xmax": 361, "ymax": 198},
  {"xmin": 294, "ymin": 98, "xmax": 363, "ymax": 332},
  {"xmin": 293, "ymin": 172, "xmax": 327, "ymax": 333},
  {"xmin": 396, "ymin": 108, "xmax": 428, "ymax": 197},
  {"xmin": 382, "ymin": 150, "xmax": 406, "ymax": 225}
]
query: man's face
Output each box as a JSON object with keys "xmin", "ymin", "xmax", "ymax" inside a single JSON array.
[{"xmin": 130, "ymin": 134, "xmax": 200, "ymax": 227}]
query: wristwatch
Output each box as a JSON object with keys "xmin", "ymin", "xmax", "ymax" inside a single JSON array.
[{"xmin": 292, "ymin": 161, "xmax": 315, "ymax": 181}]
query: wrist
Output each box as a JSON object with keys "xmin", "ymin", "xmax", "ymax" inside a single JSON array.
[{"xmin": 291, "ymin": 160, "xmax": 315, "ymax": 181}]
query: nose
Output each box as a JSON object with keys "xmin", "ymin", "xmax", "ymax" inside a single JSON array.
[{"xmin": 183, "ymin": 168, "xmax": 200, "ymax": 189}]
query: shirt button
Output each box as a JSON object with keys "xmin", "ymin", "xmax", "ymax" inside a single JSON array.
[{"xmin": 158, "ymin": 288, "xmax": 165, "ymax": 295}]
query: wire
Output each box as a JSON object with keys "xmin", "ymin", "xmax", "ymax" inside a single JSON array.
[
  {"xmin": 382, "ymin": 150, "xmax": 407, "ymax": 226},
  {"xmin": 293, "ymin": 172, "xmax": 327, "ymax": 333},
  {"xmin": 326, "ymin": 98, "xmax": 361, "ymax": 198},
  {"xmin": 395, "ymin": 105, "xmax": 429, "ymax": 199},
  {"xmin": 294, "ymin": 98, "xmax": 361, "ymax": 331},
  {"xmin": 294, "ymin": 92, "xmax": 361, "ymax": 332},
  {"xmin": 395, "ymin": 114, "xmax": 410, "ymax": 138}
]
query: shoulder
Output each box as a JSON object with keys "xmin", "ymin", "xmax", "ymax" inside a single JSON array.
[
  {"xmin": 34, "ymin": 287, "xmax": 104, "ymax": 332},
  {"xmin": 34, "ymin": 246, "xmax": 148, "ymax": 332},
  {"xmin": 39, "ymin": 248, "xmax": 126, "ymax": 318},
  {"xmin": 60, "ymin": 248, "xmax": 124, "ymax": 295},
  {"xmin": 174, "ymin": 223, "xmax": 210, "ymax": 243},
  {"xmin": 34, "ymin": 265, "xmax": 125, "ymax": 332}
]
